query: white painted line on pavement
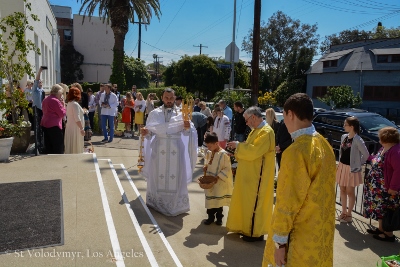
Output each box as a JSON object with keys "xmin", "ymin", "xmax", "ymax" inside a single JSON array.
[
  {"xmin": 93, "ymin": 154, "xmax": 125, "ymax": 267},
  {"xmin": 107, "ymin": 160, "xmax": 159, "ymax": 267},
  {"xmin": 117, "ymin": 163, "xmax": 183, "ymax": 267}
]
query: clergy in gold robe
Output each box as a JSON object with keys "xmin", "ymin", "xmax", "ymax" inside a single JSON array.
[
  {"xmin": 263, "ymin": 93, "xmax": 336, "ymax": 267},
  {"xmin": 226, "ymin": 106, "xmax": 275, "ymax": 242}
]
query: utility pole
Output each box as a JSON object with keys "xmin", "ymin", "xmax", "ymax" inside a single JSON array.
[
  {"xmin": 251, "ymin": 0, "xmax": 261, "ymax": 106},
  {"xmin": 193, "ymin": 44, "xmax": 208, "ymax": 55},
  {"xmin": 153, "ymin": 54, "xmax": 163, "ymax": 87},
  {"xmin": 133, "ymin": 18, "xmax": 149, "ymax": 59},
  {"xmin": 229, "ymin": 0, "xmax": 237, "ymax": 91}
]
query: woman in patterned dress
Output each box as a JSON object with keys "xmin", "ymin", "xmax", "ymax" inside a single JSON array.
[{"xmin": 364, "ymin": 127, "xmax": 400, "ymax": 242}]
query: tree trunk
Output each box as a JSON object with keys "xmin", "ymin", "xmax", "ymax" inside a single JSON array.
[{"xmin": 109, "ymin": 2, "xmax": 129, "ymax": 89}]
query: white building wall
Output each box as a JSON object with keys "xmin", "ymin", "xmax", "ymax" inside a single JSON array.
[
  {"xmin": 0, "ymin": 0, "xmax": 60, "ymax": 91},
  {"xmin": 73, "ymin": 14, "xmax": 113, "ymax": 83}
]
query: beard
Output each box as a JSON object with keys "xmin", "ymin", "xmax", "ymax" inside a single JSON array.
[{"xmin": 164, "ymin": 102, "xmax": 174, "ymax": 108}]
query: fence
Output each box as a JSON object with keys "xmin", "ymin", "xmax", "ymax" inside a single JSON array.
[{"xmin": 329, "ymin": 136, "xmax": 378, "ymax": 223}]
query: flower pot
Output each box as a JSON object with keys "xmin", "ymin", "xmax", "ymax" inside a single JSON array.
[
  {"xmin": 0, "ymin": 137, "xmax": 14, "ymax": 162},
  {"xmin": 11, "ymin": 126, "xmax": 31, "ymax": 154}
]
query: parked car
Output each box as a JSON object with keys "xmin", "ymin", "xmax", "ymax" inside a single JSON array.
[{"xmin": 312, "ymin": 109, "xmax": 400, "ymax": 154}]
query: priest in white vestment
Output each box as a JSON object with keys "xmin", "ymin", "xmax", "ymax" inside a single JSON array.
[{"xmin": 141, "ymin": 88, "xmax": 198, "ymax": 216}]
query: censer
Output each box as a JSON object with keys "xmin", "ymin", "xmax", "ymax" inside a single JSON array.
[{"xmin": 137, "ymin": 126, "xmax": 145, "ymax": 173}]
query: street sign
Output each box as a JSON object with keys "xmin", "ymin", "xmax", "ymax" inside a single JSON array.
[
  {"xmin": 217, "ymin": 63, "xmax": 231, "ymax": 69},
  {"xmin": 225, "ymin": 42, "xmax": 239, "ymax": 63}
]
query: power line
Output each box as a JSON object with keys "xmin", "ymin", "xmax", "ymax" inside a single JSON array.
[
  {"xmin": 141, "ymin": 40, "xmax": 183, "ymax": 57},
  {"xmin": 300, "ymin": 0, "xmax": 391, "ymax": 14}
]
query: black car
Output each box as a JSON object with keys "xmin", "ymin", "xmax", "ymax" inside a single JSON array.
[{"xmin": 312, "ymin": 109, "xmax": 400, "ymax": 154}]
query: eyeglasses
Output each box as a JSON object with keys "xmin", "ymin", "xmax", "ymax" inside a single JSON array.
[{"xmin": 245, "ymin": 115, "xmax": 253, "ymax": 124}]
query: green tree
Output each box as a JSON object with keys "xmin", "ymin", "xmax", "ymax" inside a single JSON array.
[
  {"xmin": 78, "ymin": 0, "xmax": 161, "ymax": 90},
  {"xmin": 273, "ymin": 79, "xmax": 305, "ymax": 106},
  {"xmin": 242, "ymin": 11, "xmax": 319, "ymax": 90},
  {"xmin": 372, "ymin": 22, "xmax": 400, "ymax": 39},
  {"xmin": 319, "ymin": 29, "xmax": 371, "ymax": 54},
  {"xmin": 163, "ymin": 61, "xmax": 176, "ymax": 86},
  {"xmin": 0, "ymin": 1, "xmax": 40, "ymax": 124},
  {"xmin": 318, "ymin": 85, "xmax": 362, "ymax": 109},
  {"xmin": 163, "ymin": 55, "xmax": 250, "ymax": 100},
  {"xmin": 320, "ymin": 23, "xmax": 400, "ymax": 54},
  {"xmin": 60, "ymin": 44, "xmax": 84, "ymax": 84},
  {"xmin": 211, "ymin": 90, "xmax": 251, "ymax": 109},
  {"xmin": 124, "ymin": 56, "xmax": 150, "ymax": 90}
]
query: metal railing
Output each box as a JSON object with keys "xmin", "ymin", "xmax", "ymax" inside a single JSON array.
[{"xmin": 328, "ymin": 135, "xmax": 378, "ymax": 222}]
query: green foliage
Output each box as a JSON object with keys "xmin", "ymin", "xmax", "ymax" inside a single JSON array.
[
  {"xmin": 163, "ymin": 55, "xmax": 250, "ymax": 100},
  {"xmin": 242, "ymin": 11, "xmax": 319, "ymax": 90},
  {"xmin": 320, "ymin": 23, "xmax": 400, "ymax": 54},
  {"xmin": 60, "ymin": 44, "xmax": 84, "ymax": 84},
  {"xmin": 0, "ymin": 0, "xmax": 40, "ymax": 125},
  {"xmin": 274, "ymin": 79, "xmax": 305, "ymax": 106},
  {"xmin": 210, "ymin": 90, "xmax": 251, "ymax": 109},
  {"xmin": 318, "ymin": 85, "xmax": 362, "ymax": 109},
  {"xmin": 81, "ymin": 82, "xmax": 101, "ymax": 92},
  {"xmin": 147, "ymin": 62, "xmax": 167, "ymax": 73},
  {"xmin": 138, "ymin": 85, "xmax": 193, "ymax": 105},
  {"xmin": 124, "ymin": 56, "xmax": 150, "ymax": 90}
]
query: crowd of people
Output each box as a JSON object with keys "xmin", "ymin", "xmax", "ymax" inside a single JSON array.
[
  {"xmin": 23, "ymin": 68, "xmax": 145, "ymax": 154},
  {"xmin": 20, "ymin": 75, "xmax": 400, "ymax": 266},
  {"xmin": 139, "ymin": 88, "xmax": 400, "ymax": 267}
]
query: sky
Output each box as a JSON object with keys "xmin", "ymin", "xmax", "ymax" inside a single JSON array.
[{"xmin": 48, "ymin": 0, "xmax": 400, "ymax": 66}]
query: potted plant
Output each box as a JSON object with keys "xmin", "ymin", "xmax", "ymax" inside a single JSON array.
[
  {"xmin": 0, "ymin": 0, "xmax": 40, "ymax": 155},
  {"xmin": 0, "ymin": 117, "xmax": 31, "ymax": 162}
]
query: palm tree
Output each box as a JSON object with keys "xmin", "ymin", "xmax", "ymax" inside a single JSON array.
[{"xmin": 78, "ymin": 0, "xmax": 161, "ymax": 89}]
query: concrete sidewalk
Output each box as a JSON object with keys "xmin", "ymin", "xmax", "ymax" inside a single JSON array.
[{"xmin": 0, "ymin": 134, "xmax": 399, "ymax": 267}]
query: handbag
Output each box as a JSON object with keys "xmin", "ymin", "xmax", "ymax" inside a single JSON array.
[{"xmin": 382, "ymin": 207, "xmax": 400, "ymax": 232}]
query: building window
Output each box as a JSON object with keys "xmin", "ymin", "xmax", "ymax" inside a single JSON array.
[
  {"xmin": 392, "ymin": 54, "xmax": 400, "ymax": 63},
  {"xmin": 312, "ymin": 86, "xmax": 328, "ymax": 98},
  {"xmin": 64, "ymin": 30, "xmax": 72, "ymax": 41},
  {"xmin": 376, "ymin": 54, "xmax": 400, "ymax": 63},
  {"xmin": 363, "ymin": 86, "xmax": 400, "ymax": 101},
  {"xmin": 377, "ymin": 55, "xmax": 389, "ymax": 63},
  {"xmin": 322, "ymin": 60, "xmax": 338, "ymax": 68}
]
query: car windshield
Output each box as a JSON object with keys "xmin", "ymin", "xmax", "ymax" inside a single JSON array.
[{"xmin": 359, "ymin": 115, "xmax": 398, "ymax": 132}]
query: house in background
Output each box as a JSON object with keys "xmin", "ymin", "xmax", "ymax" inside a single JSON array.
[
  {"xmin": 50, "ymin": 5, "xmax": 73, "ymax": 48},
  {"xmin": 1, "ymin": 0, "xmax": 61, "ymax": 91},
  {"xmin": 51, "ymin": 5, "xmax": 114, "ymax": 84},
  {"xmin": 73, "ymin": 14, "xmax": 113, "ymax": 84},
  {"xmin": 306, "ymin": 38, "xmax": 400, "ymax": 121}
]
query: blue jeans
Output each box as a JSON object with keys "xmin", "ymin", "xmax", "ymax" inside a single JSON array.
[
  {"xmin": 101, "ymin": 115, "xmax": 115, "ymax": 141},
  {"xmin": 234, "ymin": 133, "xmax": 245, "ymax": 142}
]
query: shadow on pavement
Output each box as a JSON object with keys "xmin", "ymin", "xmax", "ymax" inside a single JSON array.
[
  {"xmin": 335, "ymin": 218, "xmax": 400, "ymax": 257},
  {"xmin": 183, "ymin": 222, "xmax": 225, "ymax": 248},
  {"xmin": 206, "ymin": 233, "xmax": 265, "ymax": 267}
]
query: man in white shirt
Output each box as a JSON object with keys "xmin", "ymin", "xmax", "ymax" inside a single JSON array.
[{"xmin": 99, "ymin": 84, "xmax": 119, "ymax": 142}]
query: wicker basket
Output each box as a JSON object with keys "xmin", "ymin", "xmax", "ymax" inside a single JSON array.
[{"xmin": 198, "ymin": 175, "xmax": 218, "ymax": 189}]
